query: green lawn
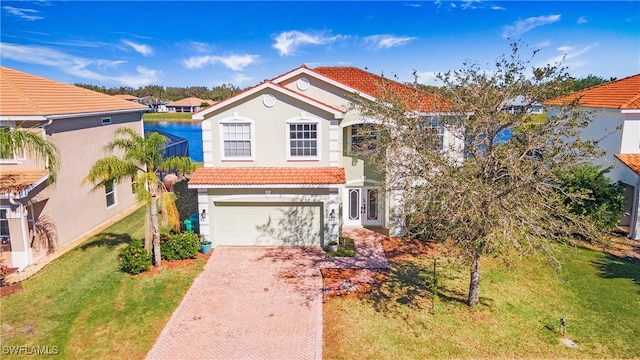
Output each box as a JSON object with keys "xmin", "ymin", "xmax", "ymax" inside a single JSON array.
[
  {"xmin": 324, "ymin": 244, "xmax": 640, "ymax": 359},
  {"xmin": 0, "ymin": 207, "xmax": 206, "ymax": 359},
  {"xmin": 143, "ymin": 112, "xmax": 193, "ymax": 122}
]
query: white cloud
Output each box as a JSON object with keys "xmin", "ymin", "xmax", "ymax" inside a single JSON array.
[
  {"xmin": 491, "ymin": 5, "xmax": 506, "ymax": 11},
  {"xmin": 502, "ymin": 14, "xmax": 561, "ymax": 38},
  {"xmin": 0, "ymin": 42, "xmax": 160, "ymax": 87},
  {"xmin": 577, "ymin": 16, "xmax": 588, "ymax": 24},
  {"xmin": 461, "ymin": 0, "xmax": 481, "ymax": 10},
  {"xmin": 183, "ymin": 54, "xmax": 259, "ymax": 71},
  {"xmin": 364, "ymin": 35, "xmax": 416, "ymax": 50},
  {"xmin": 415, "ymin": 71, "xmax": 441, "ymax": 86},
  {"xmin": 123, "ymin": 40, "xmax": 153, "ymax": 57},
  {"xmin": 3, "ymin": 6, "xmax": 43, "ymax": 21},
  {"xmin": 540, "ymin": 43, "xmax": 597, "ymax": 70},
  {"xmin": 272, "ymin": 31, "xmax": 341, "ymax": 56}
]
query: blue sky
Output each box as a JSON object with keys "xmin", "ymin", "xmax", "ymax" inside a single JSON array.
[{"xmin": 1, "ymin": 1, "xmax": 638, "ymax": 89}]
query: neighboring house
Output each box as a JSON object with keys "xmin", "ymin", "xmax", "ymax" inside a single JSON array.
[
  {"xmin": 500, "ymin": 95, "xmax": 543, "ymax": 114},
  {"xmin": 166, "ymin": 97, "xmax": 215, "ymax": 113},
  {"xmin": 0, "ymin": 67, "xmax": 148, "ymax": 270},
  {"xmin": 188, "ymin": 65, "xmax": 456, "ymax": 247},
  {"xmin": 546, "ymin": 74, "xmax": 640, "ymax": 239}
]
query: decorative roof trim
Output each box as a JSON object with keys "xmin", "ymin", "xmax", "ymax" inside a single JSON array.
[{"xmin": 192, "ymin": 81, "xmax": 345, "ymax": 120}]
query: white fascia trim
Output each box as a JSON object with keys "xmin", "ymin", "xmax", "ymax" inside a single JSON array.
[
  {"xmin": 212, "ymin": 193, "xmax": 326, "ymax": 203},
  {"xmin": 340, "ymin": 118, "xmax": 384, "ymax": 128},
  {"xmin": 0, "ymin": 116, "xmax": 48, "ymax": 122},
  {"xmin": 621, "ymin": 109, "xmax": 640, "ymax": 114},
  {"xmin": 271, "ymin": 67, "xmax": 378, "ymax": 103},
  {"xmin": 47, "ymin": 109, "xmax": 147, "ymax": 120},
  {"xmin": 193, "ymin": 82, "xmax": 345, "ymax": 120},
  {"xmin": 188, "ymin": 183, "xmax": 343, "ymax": 189}
]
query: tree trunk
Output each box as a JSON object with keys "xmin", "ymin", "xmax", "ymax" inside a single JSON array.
[
  {"xmin": 150, "ymin": 195, "xmax": 162, "ymax": 269},
  {"xmin": 467, "ymin": 251, "xmax": 481, "ymax": 306},
  {"xmin": 144, "ymin": 203, "xmax": 152, "ymax": 253}
]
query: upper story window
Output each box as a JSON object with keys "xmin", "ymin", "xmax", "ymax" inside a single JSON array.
[
  {"xmin": 220, "ymin": 122, "xmax": 254, "ymax": 160},
  {"xmin": 288, "ymin": 122, "xmax": 318, "ymax": 159},
  {"xmin": 0, "ymin": 126, "xmax": 26, "ymax": 163},
  {"xmin": 349, "ymin": 124, "xmax": 378, "ymax": 155},
  {"xmin": 420, "ymin": 117, "xmax": 445, "ymax": 151}
]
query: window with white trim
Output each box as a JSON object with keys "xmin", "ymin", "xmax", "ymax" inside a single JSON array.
[
  {"xmin": 288, "ymin": 123, "xmax": 318, "ymax": 158},
  {"xmin": 0, "ymin": 126, "xmax": 26, "ymax": 163},
  {"xmin": 221, "ymin": 122, "xmax": 253, "ymax": 159},
  {"xmin": 420, "ymin": 117, "xmax": 445, "ymax": 151},
  {"xmin": 105, "ymin": 180, "xmax": 116, "ymax": 207},
  {"xmin": 349, "ymin": 124, "xmax": 378, "ymax": 155}
]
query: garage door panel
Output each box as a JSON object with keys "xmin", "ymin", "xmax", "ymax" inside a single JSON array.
[{"xmin": 214, "ymin": 203, "xmax": 322, "ymax": 246}]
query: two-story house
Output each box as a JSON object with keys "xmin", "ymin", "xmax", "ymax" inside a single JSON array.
[
  {"xmin": 0, "ymin": 66, "xmax": 148, "ymax": 270},
  {"xmin": 547, "ymin": 74, "xmax": 640, "ymax": 239},
  {"xmin": 188, "ymin": 65, "xmax": 456, "ymax": 247}
]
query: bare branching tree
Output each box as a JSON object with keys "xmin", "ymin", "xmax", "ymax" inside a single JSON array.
[{"xmin": 353, "ymin": 42, "xmax": 602, "ymax": 306}]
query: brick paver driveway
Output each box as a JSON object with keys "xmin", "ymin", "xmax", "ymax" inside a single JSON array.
[{"xmin": 146, "ymin": 247, "xmax": 325, "ymax": 360}]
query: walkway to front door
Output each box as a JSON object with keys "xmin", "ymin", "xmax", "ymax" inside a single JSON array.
[{"xmin": 145, "ymin": 228, "xmax": 388, "ymax": 360}]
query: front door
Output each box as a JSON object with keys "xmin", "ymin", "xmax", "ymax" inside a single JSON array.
[{"xmin": 344, "ymin": 187, "xmax": 382, "ymax": 227}]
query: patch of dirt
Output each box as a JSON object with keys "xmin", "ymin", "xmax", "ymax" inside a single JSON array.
[
  {"xmin": 321, "ymin": 268, "xmax": 388, "ymax": 302},
  {"xmin": 0, "ymin": 282, "xmax": 22, "ymax": 298},
  {"xmin": 581, "ymin": 235, "xmax": 640, "ymax": 262}
]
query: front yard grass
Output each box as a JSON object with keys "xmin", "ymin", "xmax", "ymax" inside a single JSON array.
[
  {"xmin": 324, "ymin": 243, "xmax": 640, "ymax": 359},
  {"xmin": 0, "ymin": 206, "xmax": 206, "ymax": 359}
]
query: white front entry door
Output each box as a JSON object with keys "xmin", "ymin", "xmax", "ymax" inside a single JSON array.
[{"xmin": 344, "ymin": 187, "xmax": 382, "ymax": 227}]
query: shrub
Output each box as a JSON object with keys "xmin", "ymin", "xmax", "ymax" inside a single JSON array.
[
  {"xmin": 120, "ymin": 239, "xmax": 152, "ymax": 275},
  {"xmin": 557, "ymin": 164, "xmax": 625, "ymax": 233},
  {"xmin": 160, "ymin": 232, "xmax": 200, "ymax": 260}
]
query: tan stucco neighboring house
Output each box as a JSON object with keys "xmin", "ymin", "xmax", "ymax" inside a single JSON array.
[
  {"xmin": 547, "ymin": 74, "xmax": 640, "ymax": 239},
  {"xmin": 189, "ymin": 65, "xmax": 456, "ymax": 247},
  {"xmin": 0, "ymin": 66, "xmax": 149, "ymax": 271},
  {"xmin": 166, "ymin": 97, "xmax": 215, "ymax": 113}
]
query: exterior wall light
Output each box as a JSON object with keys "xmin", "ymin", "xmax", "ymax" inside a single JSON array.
[{"xmin": 200, "ymin": 209, "xmax": 207, "ymax": 222}]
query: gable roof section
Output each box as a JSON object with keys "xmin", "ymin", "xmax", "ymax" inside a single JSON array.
[
  {"xmin": 189, "ymin": 167, "xmax": 346, "ymax": 187},
  {"xmin": 546, "ymin": 74, "xmax": 640, "ymax": 110},
  {"xmin": 192, "ymin": 81, "xmax": 345, "ymax": 120},
  {"xmin": 272, "ymin": 65, "xmax": 451, "ymax": 113},
  {"xmin": 0, "ymin": 67, "xmax": 148, "ymax": 119},
  {"xmin": 615, "ymin": 154, "xmax": 640, "ymax": 176},
  {"xmin": 312, "ymin": 66, "xmax": 451, "ymax": 112}
]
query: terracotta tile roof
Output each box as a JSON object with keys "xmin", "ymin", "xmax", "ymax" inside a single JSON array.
[
  {"xmin": 312, "ymin": 66, "xmax": 451, "ymax": 112},
  {"xmin": 615, "ymin": 154, "xmax": 640, "ymax": 175},
  {"xmin": 167, "ymin": 97, "xmax": 215, "ymax": 107},
  {"xmin": 189, "ymin": 167, "xmax": 346, "ymax": 186},
  {"xmin": 112, "ymin": 94, "xmax": 139, "ymax": 101},
  {"xmin": 546, "ymin": 74, "xmax": 640, "ymax": 109},
  {"xmin": 0, "ymin": 168, "xmax": 49, "ymax": 196},
  {"xmin": 0, "ymin": 66, "xmax": 148, "ymax": 117}
]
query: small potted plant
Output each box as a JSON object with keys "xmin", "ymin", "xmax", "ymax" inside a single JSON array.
[
  {"xmin": 326, "ymin": 240, "xmax": 338, "ymax": 252},
  {"xmin": 0, "ymin": 264, "xmax": 11, "ymax": 287},
  {"xmin": 199, "ymin": 235, "xmax": 212, "ymax": 255}
]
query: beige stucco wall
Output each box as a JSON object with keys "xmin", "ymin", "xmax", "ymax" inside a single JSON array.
[
  {"xmin": 2, "ymin": 112, "xmax": 144, "ymax": 269},
  {"xmin": 203, "ymin": 88, "xmax": 339, "ymax": 168}
]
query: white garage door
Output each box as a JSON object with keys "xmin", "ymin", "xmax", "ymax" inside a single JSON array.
[{"xmin": 213, "ymin": 202, "xmax": 322, "ymax": 246}]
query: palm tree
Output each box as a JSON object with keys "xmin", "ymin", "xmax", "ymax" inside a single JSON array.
[
  {"xmin": 0, "ymin": 125, "xmax": 60, "ymax": 184},
  {"xmin": 84, "ymin": 127, "xmax": 195, "ymax": 268}
]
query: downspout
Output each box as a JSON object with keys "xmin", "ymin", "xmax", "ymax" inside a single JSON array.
[{"xmin": 42, "ymin": 119, "xmax": 53, "ymax": 169}]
